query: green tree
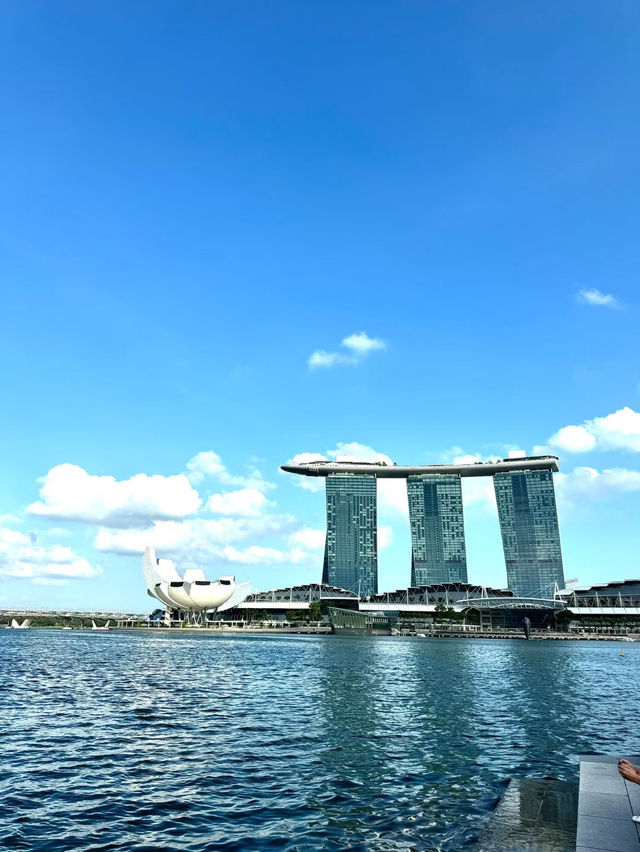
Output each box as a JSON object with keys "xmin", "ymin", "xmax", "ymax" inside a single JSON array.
[
  {"xmin": 308, "ymin": 601, "xmax": 323, "ymax": 622},
  {"xmin": 247, "ymin": 609, "xmax": 269, "ymax": 622},
  {"xmin": 434, "ymin": 604, "xmax": 464, "ymax": 623}
]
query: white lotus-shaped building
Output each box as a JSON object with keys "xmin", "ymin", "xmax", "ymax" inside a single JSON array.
[{"xmin": 142, "ymin": 547, "xmax": 251, "ymax": 618}]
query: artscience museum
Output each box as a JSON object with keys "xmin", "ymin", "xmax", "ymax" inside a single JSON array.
[{"xmin": 142, "ymin": 546, "xmax": 251, "ymax": 622}]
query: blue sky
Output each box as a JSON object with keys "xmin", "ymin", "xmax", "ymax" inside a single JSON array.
[{"xmin": 1, "ymin": 1, "xmax": 639, "ymax": 610}]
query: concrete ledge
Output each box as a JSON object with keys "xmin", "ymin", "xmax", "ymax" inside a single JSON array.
[{"xmin": 474, "ymin": 778, "xmax": 577, "ymax": 851}]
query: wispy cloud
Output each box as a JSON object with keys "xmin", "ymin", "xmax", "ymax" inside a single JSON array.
[
  {"xmin": 577, "ymin": 287, "xmax": 622, "ymax": 309},
  {"xmin": 308, "ymin": 331, "xmax": 386, "ymax": 369}
]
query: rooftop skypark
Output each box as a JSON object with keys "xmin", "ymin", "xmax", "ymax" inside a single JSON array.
[{"xmin": 281, "ymin": 455, "xmax": 560, "ymax": 478}]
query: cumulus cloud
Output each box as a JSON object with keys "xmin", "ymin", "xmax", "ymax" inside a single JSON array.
[
  {"xmin": 547, "ymin": 425, "xmax": 597, "ymax": 454},
  {"xmin": 186, "ymin": 451, "xmax": 274, "ymax": 491},
  {"xmin": 308, "ymin": 331, "xmax": 386, "ymax": 369},
  {"xmin": 206, "ymin": 488, "xmax": 270, "ymax": 517},
  {"xmin": 546, "ymin": 407, "xmax": 640, "ymax": 454},
  {"xmin": 556, "ymin": 466, "xmax": 640, "ymax": 506},
  {"xmin": 0, "ymin": 528, "xmax": 101, "ymax": 583},
  {"xmin": 27, "ymin": 452, "xmax": 279, "ymax": 533},
  {"xmin": 577, "ymin": 287, "xmax": 622, "ymax": 309},
  {"xmin": 342, "ymin": 332, "xmax": 387, "ymax": 356},
  {"xmin": 28, "ymin": 464, "xmax": 201, "ymax": 528},
  {"xmin": 15, "ymin": 450, "xmax": 322, "ymax": 581}
]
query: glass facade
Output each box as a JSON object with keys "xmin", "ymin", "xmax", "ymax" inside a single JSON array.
[
  {"xmin": 494, "ymin": 469, "xmax": 565, "ymax": 597},
  {"xmin": 407, "ymin": 474, "xmax": 468, "ymax": 585},
  {"xmin": 322, "ymin": 474, "xmax": 378, "ymax": 596}
]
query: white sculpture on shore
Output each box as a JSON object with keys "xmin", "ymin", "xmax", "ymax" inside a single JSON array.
[{"xmin": 142, "ymin": 547, "xmax": 250, "ymax": 620}]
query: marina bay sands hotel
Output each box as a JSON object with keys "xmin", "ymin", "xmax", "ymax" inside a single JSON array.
[{"xmin": 281, "ymin": 455, "xmax": 565, "ymax": 599}]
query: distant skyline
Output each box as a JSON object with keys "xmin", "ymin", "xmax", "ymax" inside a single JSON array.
[{"xmin": 1, "ymin": 1, "xmax": 639, "ymax": 609}]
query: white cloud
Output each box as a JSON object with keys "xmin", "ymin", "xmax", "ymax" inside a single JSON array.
[
  {"xmin": 206, "ymin": 488, "xmax": 270, "ymax": 517},
  {"xmin": 288, "ymin": 528, "xmax": 325, "ymax": 550},
  {"xmin": 186, "ymin": 451, "xmax": 274, "ymax": 491},
  {"xmin": 379, "ymin": 479, "xmax": 409, "ymax": 515},
  {"xmin": 547, "ymin": 425, "xmax": 597, "ymax": 454},
  {"xmin": 93, "ymin": 510, "xmax": 306, "ymax": 569},
  {"xmin": 378, "ymin": 525, "xmax": 393, "ymax": 549},
  {"xmin": 0, "ymin": 527, "xmax": 102, "ymax": 582},
  {"xmin": 556, "ymin": 466, "xmax": 640, "ymax": 506},
  {"xmin": 28, "ymin": 464, "xmax": 201, "ymax": 528},
  {"xmin": 547, "ymin": 407, "xmax": 640, "ymax": 454},
  {"xmin": 589, "ymin": 408, "xmax": 640, "ymax": 452},
  {"xmin": 308, "ymin": 331, "xmax": 386, "ymax": 369},
  {"xmin": 577, "ymin": 287, "xmax": 622, "ymax": 309},
  {"xmin": 461, "ymin": 478, "xmax": 497, "ymax": 512},
  {"xmin": 342, "ymin": 332, "xmax": 386, "ymax": 356},
  {"xmin": 326, "ymin": 442, "xmax": 394, "ymax": 465},
  {"xmin": 220, "ymin": 545, "xmax": 288, "ymax": 564},
  {"xmin": 219, "ymin": 543, "xmax": 321, "ymax": 566},
  {"xmin": 14, "ymin": 452, "xmax": 317, "ymax": 583},
  {"xmin": 185, "ymin": 451, "xmax": 228, "ymax": 482},
  {"xmin": 308, "ymin": 350, "xmax": 342, "ymax": 368},
  {"xmin": 95, "ymin": 515, "xmax": 321, "ymax": 569}
]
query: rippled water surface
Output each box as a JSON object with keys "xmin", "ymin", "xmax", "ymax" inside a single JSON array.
[{"xmin": 2, "ymin": 631, "xmax": 639, "ymax": 851}]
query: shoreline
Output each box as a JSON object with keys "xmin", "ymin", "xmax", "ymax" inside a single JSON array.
[{"xmin": 15, "ymin": 625, "xmax": 639, "ymax": 641}]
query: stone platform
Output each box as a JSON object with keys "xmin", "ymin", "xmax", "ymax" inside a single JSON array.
[{"xmin": 577, "ymin": 755, "xmax": 640, "ymax": 852}]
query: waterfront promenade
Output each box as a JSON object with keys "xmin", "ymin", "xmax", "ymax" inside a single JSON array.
[{"xmin": 5, "ymin": 613, "xmax": 639, "ymax": 642}]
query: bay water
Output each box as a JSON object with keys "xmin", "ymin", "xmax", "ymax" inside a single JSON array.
[{"xmin": 2, "ymin": 631, "xmax": 638, "ymax": 850}]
